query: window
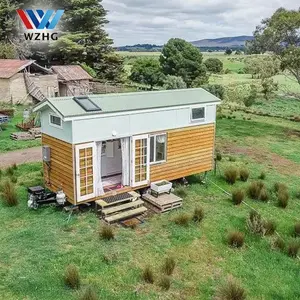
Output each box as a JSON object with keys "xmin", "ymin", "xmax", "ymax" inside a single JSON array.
[
  {"xmin": 73, "ymin": 96, "xmax": 102, "ymax": 112},
  {"xmin": 150, "ymin": 134, "xmax": 167, "ymax": 164},
  {"xmin": 191, "ymin": 107, "xmax": 205, "ymax": 122},
  {"xmin": 49, "ymin": 114, "xmax": 62, "ymax": 128}
]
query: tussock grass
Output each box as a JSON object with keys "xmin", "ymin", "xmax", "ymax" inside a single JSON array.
[
  {"xmin": 158, "ymin": 275, "xmax": 171, "ymax": 291},
  {"xmin": 0, "ymin": 180, "xmax": 18, "ymax": 207},
  {"xmin": 162, "ymin": 257, "xmax": 176, "ymax": 276},
  {"xmin": 216, "ymin": 277, "xmax": 246, "ymax": 300},
  {"xmin": 173, "ymin": 213, "xmax": 191, "ymax": 226},
  {"xmin": 99, "ymin": 225, "xmax": 114, "ymax": 240},
  {"xmin": 277, "ymin": 189, "xmax": 289, "ymax": 208},
  {"xmin": 227, "ymin": 231, "xmax": 244, "ymax": 248},
  {"xmin": 232, "ymin": 189, "xmax": 244, "ymax": 205},
  {"xmin": 247, "ymin": 210, "xmax": 265, "ymax": 235},
  {"xmin": 193, "ymin": 206, "xmax": 204, "ymax": 222},
  {"xmin": 78, "ymin": 286, "xmax": 98, "ymax": 300},
  {"xmin": 239, "ymin": 168, "xmax": 249, "ymax": 182},
  {"xmin": 273, "ymin": 237, "xmax": 285, "ymax": 251},
  {"xmin": 224, "ymin": 167, "xmax": 238, "ymax": 185},
  {"xmin": 263, "ymin": 220, "xmax": 276, "ymax": 235},
  {"xmin": 142, "ymin": 266, "xmax": 154, "ymax": 284},
  {"xmin": 174, "ymin": 186, "xmax": 187, "ymax": 198},
  {"xmin": 259, "ymin": 171, "xmax": 266, "ymax": 180},
  {"xmin": 294, "ymin": 222, "xmax": 300, "ymax": 237},
  {"xmin": 287, "ymin": 240, "xmax": 300, "ymax": 258},
  {"xmin": 64, "ymin": 264, "xmax": 80, "ymax": 289}
]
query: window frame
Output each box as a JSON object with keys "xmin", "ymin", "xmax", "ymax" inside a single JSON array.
[
  {"xmin": 149, "ymin": 133, "xmax": 167, "ymax": 165},
  {"xmin": 49, "ymin": 113, "xmax": 62, "ymax": 129},
  {"xmin": 190, "ymin": 106, "xmax": 206, "ymax": 123}
]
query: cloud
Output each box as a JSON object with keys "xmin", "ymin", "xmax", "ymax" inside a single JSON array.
[{"xmin": 102, "ymin": 0, "xmax": 299, "ymax": 46}]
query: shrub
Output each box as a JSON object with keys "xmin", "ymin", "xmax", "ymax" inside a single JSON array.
[
  {"xmin": 0, "ymin": 180, "xmax": 18, "ymax": 207},
  {"xmin": 274, "ymin": 237, "xmax": 285, "ymax": 251},
  {"xmin": 99, "ymin": 225, "xmax": 114, "ymax": 240},
  {"xmin": 193, "ymin": 207, "xmax": 204, "ymax": 223},
  {"xmin": 79, "ymin": 286, "xmax": 98, "ymax": 300},
  {"xmin": 204, "ymin": 58, "xmax": 223, "ymax": 73},
  {"xmin": 173, "ymin": 213, "xmax": 191, "ymax": 226},
  {"xmin": 287, "ymin": 240, "xmax": 300, "ymax": 258},
  {"xmin": 247, "ymin": 181, "xmax": 265, "ymax": 200},
  {"xmin": 239, "ymin": 168, "xmax": 249, "ymax": 182},
  {"xmin": 277, "ymin": 189, "xmax": 289, "ymax": 208},
  {"xmin": 274, "ymin": 182, "xmax": 287, "ymax": 193},
  {"xmin": 217, "ymin": 277, "xmax": 246, "ymax": 300},
  {"xmin": 259, "ymin": 171, "xmax": 266, "ymax": 180},
  {"xmin": 224, "ymin": 167, "xmax": 238, "ymax": 185},
  {"xmin": 162, "ymin": 257, "xmax": 176, "ymax": 276},
  {"xmin": 294, "ymin": 222, "xmax": 300, "ymax": 237},
  {"xmin": 247, "ymin": 210, "xmax": 265, "ymax": 235},
  {"xmin": 232, "ymin": 189, "xmax": 244, "ymax": 205},
  {"xmin": 263, "ymin": 220, "xmax": 276, "ymax": 235},
  {"xmin": 175, "ymin": 186, "xmax": 187, "ymax": 198},
  {"xmin": 142, "ymin": 266, "xmax": 154, "ymax": 284},
  {"xmin": 227, "ymin": 231, "xmax": 244, "ymax": 248},
  {"xmin": 159, "ymin": 275, "xmax": 171, "ymax": 291},
  {"xmin": 216, "ymin": 152, "xmax": 222, "ymax": 161},
  {"xmin": 64, "ymin": 264, "xmax": 80, "ymax": 289}
]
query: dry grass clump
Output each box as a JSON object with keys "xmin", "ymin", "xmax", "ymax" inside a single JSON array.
[
  {"xmin": 193, "ymin": 206, "xmax": 204, "ymax": 222},
  {"xmin": 274, "ymin": 182, "xmax": 287, "ymax": 193},
  {"xmin": 259, "ymin": 171, "xmax": 266, "ymax": 180},
  {"xmin": 174, "ymin": 186, "xmax": 187, "ymax": 198},
  {"xmin": 0, "ymin": 180, "xmax": 18, "ymax": 207},
  {"xmin": 64, "ymin": 264, "xmax": 80, "ymax": 289},
  {"xmin": 142, "ymin": 265, "xmax": 154, "ymax": 284},
  {"xmin": 173, "ymin": 213, "xmax": 191, "ymax": 226},
  {"xmin": 232, "ymin": 189, "xmax": 244, "ymax": 205},
  {"xmin": 273, "ymin": 237, "xmax": 285, "ymax": 251},
  {"xmin": 216, "ymin": 277, "xmax": 246, "ymax": 300},
  {"xmin": 227, "ymin": 231, "xmax": 244, "ymax": 248},
  {"xmin": 277, "ymin": 189, "xmax": 289, "ymax": 208},
  {"xmin": 99, "ymin": 224, "xmax": 114, "ymax": 240},
  {"xmin": 239, "ymin": 168, "xmax": 249, "ymax": 182},
  {"xmin": 247, "ymin": 181, "xmax": 268, "ymax": 201},
  {"xmin": 78, "ymin": 286, "xmax": 98, "ymax": 300},
  {"xmin": 247, "ymin": 210, "xmax": 265, "ymax": 235},
  {"xmin": 6, "ymin": 166, "xmax": 15, "ymax": 177},
  {"xmin": 263, "ymin": 220, "xmax": 277, "ymax": 235},
  {"xmin": 158, "ymin": 275, "xmax": 171, "ymax": 291},
  {"xmin": 287, "ymin": 240, "xmax": 300, "ymax": 258},
  {"xmin": 294, "ymin": 222, "xmax": 300, "ymax": 237},
  {"xmin": 216, "ymin": 152, "xmax": 222, "ymax": 161},
  {"xmin": 162, "ymin": 257, "xmax": 176, "ymax": 276},
  {"xmin": 224, "ymin": 167, "xmax": 238, "ymax": 185}
]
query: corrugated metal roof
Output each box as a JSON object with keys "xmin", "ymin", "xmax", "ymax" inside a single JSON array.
[
  {"xmin": 34, "ymin": 88, "xmax": 221, "ymax": 119},
  {"xmin": 0, "ymin": 59, "xmax": 34, "ymax": 79},
  {"xmin": 51, "ymin": 65, "xmax": 92, "ymax": 81}
]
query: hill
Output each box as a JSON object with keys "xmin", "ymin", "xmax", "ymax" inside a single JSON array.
[{"xmin": 191, "ymin": 35, "xmax": 253, "ymax": 48}]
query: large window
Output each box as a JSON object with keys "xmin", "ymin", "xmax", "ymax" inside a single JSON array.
[
  {"xmin": 191, "ymin": 107, "xmax": 205, "ymax": 122},
  {"xmin": 150, "ymin": 134, "xmax": 167, "ymax": 164},
  {"xmin": 49, "ymin": 114, "xmax": 62, "ymax": 128}
]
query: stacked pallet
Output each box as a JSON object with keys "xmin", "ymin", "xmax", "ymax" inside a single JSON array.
[{"xmin": 10, "ymin": 127, "xmax": 41, "ymax": 141}]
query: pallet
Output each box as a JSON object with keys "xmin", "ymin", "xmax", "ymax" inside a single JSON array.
[
  {"xmin": 105, "ymin": 206, "xmax": 147, "ymax": 224},
  {"xmin": 102, "ymin": 199, "xmax": 144, "ymax": 216},
  {"xmin": 10, "ymin": 132, "xmax": 35, "ymax": 141},
  {"xmin": 142, "ymin": 193, "xmax": 183, "ymax": 213}
]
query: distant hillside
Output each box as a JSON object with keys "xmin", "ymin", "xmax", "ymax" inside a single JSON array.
[{"xmin": 191, "ymin": 36, "xmax": 253, "ymax": 48}]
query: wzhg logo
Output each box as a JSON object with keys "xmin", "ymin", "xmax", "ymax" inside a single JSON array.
[{"xmin": 17, "ymin": 9, "xmax": 64, "ymax": 41}]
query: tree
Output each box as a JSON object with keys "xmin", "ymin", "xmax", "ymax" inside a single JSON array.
[
  {"xmin": 0, "ymin": 0, "xmax": 17, "ymax": 42},
  {"xmin": 160, "ymin": 38, "xmax": 208, "ymax": 87},
  {"xmin": 202, "ymin": 84, "xmax": 225, "ymax": 100},
  {"xmin": 163, "ymin": 75, "xmax": 187, "ymax": 90},
  {"xmin": 130, "ymin": 58, "xmax": 165, "ymax": 89},
  {"xmin": 261, "ymin": 78, "xmax": 278, "ymax": 100},
  {"xmin": 244, "ymin": 56, "xmax": 280, "ymax": 79},
  {"xmin": 248, "ymin": 8, "xmax": 300, "ymax": 86},
  {"xmin": 0, "ymin": 43, "xmax": 17, "ymax": 58},
  {"xmin": 243, "ymin": 85, "xmax": 258, "ymax": 107},
  {"xmin": 204, "ymin": 58, "xmax": 223, "ymax": 73},
  {"xmin": 225, "ymin": 48, "xmax": 232, "ymax": 55}
]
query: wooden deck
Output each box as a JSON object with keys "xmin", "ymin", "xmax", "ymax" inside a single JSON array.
[{"xmin": 142, "ymin": 192, "xmax": 183, "ymax": 213}]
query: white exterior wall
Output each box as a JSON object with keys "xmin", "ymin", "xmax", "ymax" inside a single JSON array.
[{"xmin": 71, "ymin": 104, "xmax": 217, "ymax": 144}]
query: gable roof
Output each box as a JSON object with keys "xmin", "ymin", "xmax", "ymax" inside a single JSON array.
[
  {"xmin": 51, "ymin": 65, "xmax": 92, "ymax": 81},
  {"xmin": 34, "ymin": 88, "xmax": 221, "ymax": 120},
  {"xmin": 0, "ymin": 59, "xmax": 34, "ymax": 79}
]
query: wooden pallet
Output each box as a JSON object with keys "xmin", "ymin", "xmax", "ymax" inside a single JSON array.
[
  {"xmin": 105, "ymin": 206, "xmax": 147, "ymax": 224},
  {"xmin": 10, "ymin": 132, "xmax": 35, "ymax": 141},
  {"xmin": 142, "ymin": 193, "xmax": 183, "ymax": 213}
]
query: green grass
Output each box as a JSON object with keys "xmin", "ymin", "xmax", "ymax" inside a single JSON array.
[
  {"xmin": 1, "ymin": 114, "xmax": 300, "ymax": 299},
  {"xmin": 0, "ymin": 106, "xmax": 41, "ymax": 153}
]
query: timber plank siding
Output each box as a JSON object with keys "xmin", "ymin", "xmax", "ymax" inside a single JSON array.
[
  {"xmin": 42, "ymin": 134, "xmax": 75, "ymax": 203},
  {"xmin": 150, "ymin": 124, "xmax": 215, "ymax": 182}
]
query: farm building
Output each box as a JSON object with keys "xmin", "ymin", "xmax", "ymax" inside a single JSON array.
[
  {"xmin": 0, "ymin": 59, "xmax": 58, "ymax": 104},
  {"xmin": 51, "ymin": 65, "xmax": 92, "ymax": 97},
  {"xmin": 34, "ymin": 88, "xmax": 221, "ymax": 212}
]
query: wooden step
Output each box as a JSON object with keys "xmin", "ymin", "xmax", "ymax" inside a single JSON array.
[
  {"xmin": 105, "ymin": 206, "xmax": 147, "ymax": 223},
  {"xmin": 102, "ymin": 199, "xmax": 144, "ymax": 216}
]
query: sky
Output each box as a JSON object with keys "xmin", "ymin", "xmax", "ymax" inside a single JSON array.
[{"xmin": 103, "ymin": 0, "xmax": 299, "ymax": 46}]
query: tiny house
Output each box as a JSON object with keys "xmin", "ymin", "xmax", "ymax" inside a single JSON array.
[{"xmin": 33, "ymin": 89, "xmax": 221, "ymax": 205}]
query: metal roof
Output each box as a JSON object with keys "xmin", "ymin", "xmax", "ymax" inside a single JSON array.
[
  {"xmin": 51, "ymin": 65, "xmax": 92, "ymax": 81},
  {"xmin": 0, "ymin": 59, "xmax": 34, "ymax": 79},
  {"xmin": 34, "ymin": 88, "xmax": 221, "ymax": 119}
]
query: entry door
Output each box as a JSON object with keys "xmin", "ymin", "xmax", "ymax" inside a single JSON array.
[
  {"xmin": 75, "ymin": 143, "xmax": 96, "ymax": 202},
  {"xmin": 131, "ymin": 135, "xmax": 150, "ymax": 187}
]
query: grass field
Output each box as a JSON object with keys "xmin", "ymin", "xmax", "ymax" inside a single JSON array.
[{"xmin": 1, "ymin": 112, "xmax": 300, "ymax": 299}]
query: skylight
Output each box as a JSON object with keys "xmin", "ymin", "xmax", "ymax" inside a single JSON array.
[{"xmin": 73, "ymin": 96, "xmax": 102, "ymax": 112}]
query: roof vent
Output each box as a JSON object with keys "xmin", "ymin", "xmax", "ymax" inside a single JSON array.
[{"xmin": 73, "ymin": 96, "xmax": 102, "ymax": 112}]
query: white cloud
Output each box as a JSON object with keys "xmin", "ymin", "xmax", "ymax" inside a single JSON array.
[{"xmin": 103, "ymin": 0, "xmax": 299, "ymax": 46}]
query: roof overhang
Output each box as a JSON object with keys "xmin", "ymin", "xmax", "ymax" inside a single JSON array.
[{"xmin": 33, "ymin": 100, "xmax": 64, "ymax": 120}]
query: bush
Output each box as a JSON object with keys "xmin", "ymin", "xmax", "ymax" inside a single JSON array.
[
  {"xmin": 217, "ymin": 277, "xmax": 246, "ymax": 300},
  {"xmin": 277, "ymin": 189, "xmax": 289, "ymax": 208},
  {"xmin": 239, "ymin": 168, "xmax": 249, "ymax": 182},
  {"xmin": 79, "ymin": 286, "xmax": 98, "ymax": 300},
  {"xmin": 294, "ymin": 222, "xmax": 300, "ymax": 237},
  {"xmin": 159, "ymin": 275, "xmax": 171, "ymax": 291},
  {"xmin": 263, "ymin": 220, "xmax": 276, "ymax": 235},
  {"xmin": 0, "ymin": 180, "xmax": 18, "ymax": 207},
  {"xmin": 204, "ymin": 58, "xmax": 223, "ymax": 73},
  {"xmin": 162, "ymin": 257, "xmax": 176, "ymax": 275},
  {"xmin": 287, "ymin": 240, "xmax": 300, "ymax": 258},
  {"xmin": 227, "ymin": 231, "xmax": 244, "ymax": 248},
  {"xmin": 193, "ymin": 207, "xmax": 204, "ymax": 223},
  {"xmin": 247, "ymin": 210, "xmax": 265, "ymax": 235},
  {"xmin": 142, "ymin": 266, "xmax": 154, "ymax": 284},
  {"xmin": 64, "ymin": 264, "xmax": 80, "ymax": 289},
  {"xmin": 259, "ymin": 171, "xmax": 266, "ymax": 180},
  {"xmin": 247, "ymin": 181, "xmax": 265, "ymax": 200},
  {"xmin": 99, "ymin": 225, "xmax": 114, "ymax": 240},
  {"xmin": 232, "ymin": 189, "xmax": 244, "ymax": 205},
  {"xmin": 274, "ymin": 237, "xmax": 285, "ymax": 251},
  {"xmin": 224, "ymin": 167, "xmax": 238, "ymax": 185},
  {"xmin": 173, "ymin": 213, "xmax": 191, "ymax": 226},
  {"xmin": 174, "ymin": 186, "xmax": 187, "ymax": 198}
]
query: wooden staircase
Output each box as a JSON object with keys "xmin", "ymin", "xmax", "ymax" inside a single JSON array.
[
  {"xmin": 24, "ymin": 70, "xmax": 47, "ymax": 102},
  {"xmin": 95, "ymin": 191, "xmax": 147, "ymax": 224}
]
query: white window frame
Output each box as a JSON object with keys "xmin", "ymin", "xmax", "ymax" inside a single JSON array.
[
  {"xmin": 190, "ymin": 106, "xmax": 206, "ymax": 123},
  {"xmin": 49, "ymin": 113, "xmax": 62, "ymax": 129},
  {"xmin": 149, "ymin": 133, "xmax": 167, "ymax": 165}
]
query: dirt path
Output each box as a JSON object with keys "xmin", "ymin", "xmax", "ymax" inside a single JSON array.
[{"xmin": 0, "ymin": 147, "xmax": 42, "ymax": 169}]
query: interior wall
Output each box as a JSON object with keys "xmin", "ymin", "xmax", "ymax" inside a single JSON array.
[{"xmin": 101, "ymin": 140, "xmax": 122, "ymax": 177}]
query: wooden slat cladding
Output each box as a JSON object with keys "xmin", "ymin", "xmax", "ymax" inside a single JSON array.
[
  {"xmin": 151, "ymin": 124, "xmax": 215, "ymax": 182},
  {"xmin": 42, "ymin": 134, "xmax": 75, "ymax": 203}
]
